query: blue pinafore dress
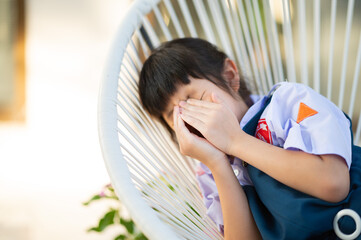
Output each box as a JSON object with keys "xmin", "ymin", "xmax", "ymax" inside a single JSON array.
[{"xmin": 242, "ymin": 96, "xmax": 361, "ymax": 240}]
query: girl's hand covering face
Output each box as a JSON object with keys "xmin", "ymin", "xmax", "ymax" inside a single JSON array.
[
  {"xmin": 173, "ymin": 105, "xmax": 226, "ymax": 168},
  {"xmin": 179, "ymin": 92, "xmax": 242, "ymax": 155}
]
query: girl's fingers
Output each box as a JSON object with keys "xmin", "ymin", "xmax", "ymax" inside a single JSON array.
[
  {"xmin": 177, "ymin": 113, "xmax": 196, "ymax": 143},
  {"xmin": 177, "ymin": 112, "xmax": 185, "ymax": 132},
  {"xmin": 174, "ymin": 106, "xmax": 188, "ymax": 141},
  {"xmin": 180, "ymin": 111, "xmax": 206, "ymax": 134},
  {"xmin": 180, "ymin": 97, "xmax": 223, "ymax": 115},
  {"xmin": 179, "ymin": 101, "xmax": 212, "ymax": 117},
  {"xmin": 182, "ymin": 98, "xmax": 216, "ymax": 109},
  {"xmin": 174, "ymin": 106, "xmax": 189, "ymax": 137},
  {"xmin": 183, "ymin": 92, "xmax": 225, "ymax": 108},
  {"xmin": 180, "ymin": 107, "xmax": 207, "ymax": 121},
  {"xmin": 211, "ymin": 92, "xmax": 223, "ymax": 104}
]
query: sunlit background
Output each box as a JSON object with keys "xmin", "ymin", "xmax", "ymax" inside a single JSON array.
[{"xmin": 0, "ymin": 0, "xmax": 130, "ymax": 239}]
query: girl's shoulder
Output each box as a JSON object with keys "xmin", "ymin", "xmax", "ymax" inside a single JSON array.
[
  {"xmin": 268, "ymin": 81, "xmax": 336, "ymax": 118},
  {"xmin": 265, "ymin": 81, "xmax": 350, "ymax": 130},
  {"xmin": 242, "ymin": 81, "xmax": 342, "ymax": 130},
  {"xmin": 270, "ymin": 81, "xmax": 319, "ymax": 100},
  {"xmin": 264, "ymin": 82, "xmax": 352, "ymax": 168}
]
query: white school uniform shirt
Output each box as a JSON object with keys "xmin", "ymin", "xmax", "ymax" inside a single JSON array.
[{"xmin": 196, "ymin": 82, "xmax": 352, "ymax": 231}]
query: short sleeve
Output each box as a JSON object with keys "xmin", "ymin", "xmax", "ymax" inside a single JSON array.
[
  {"xmin": 195, "ymin": 163, "xmax": 224, "ymax": 230},
  {"xmin": 263, "ymin": 82, "xmax": 352, "ymax": 168}
]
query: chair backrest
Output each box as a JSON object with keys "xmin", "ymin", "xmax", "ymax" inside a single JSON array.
[{"xmin": 98, "ymin": 0, "xmax": 361, "ymax": 239}]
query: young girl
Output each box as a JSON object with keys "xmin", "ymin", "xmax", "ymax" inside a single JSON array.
[{"xmin": 138, "ymin": 38, "xmax": 361, "ymax": 240}]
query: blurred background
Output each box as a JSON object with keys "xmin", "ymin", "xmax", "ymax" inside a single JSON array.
[{"xmin": 0, "ymin": 0, "xmax": 130, "ymax": 239}]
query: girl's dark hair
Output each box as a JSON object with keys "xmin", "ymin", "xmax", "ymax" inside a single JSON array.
[{"xmin": 138, "ymin": 38, "xmax": 252, "ymax": 133}]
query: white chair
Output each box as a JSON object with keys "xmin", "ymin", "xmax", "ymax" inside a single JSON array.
[{"xmin": 98, "ymin": 0, "xmax": 361, "ymax": 239}]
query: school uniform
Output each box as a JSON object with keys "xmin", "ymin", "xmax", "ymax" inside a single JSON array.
[{"xmin": 196, "ymin": 82, "xmax": 361, "ymax": 239}]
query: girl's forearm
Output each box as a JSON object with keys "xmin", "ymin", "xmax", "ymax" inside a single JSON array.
[
  {"xmin": 230, "ymin": 130, "xmax": 350, "ymax": 202},
  {"xmin": 209, "ymin": 158, "xmax": 261, "ymax": 240}
]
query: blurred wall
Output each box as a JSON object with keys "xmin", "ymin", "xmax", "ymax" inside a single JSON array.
[{"xmin": 0, "ymin": 0, "xmax": 130, "ymax": 239}]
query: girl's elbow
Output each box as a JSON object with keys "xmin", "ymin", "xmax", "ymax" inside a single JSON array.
[
  {"xmin": 322, "ymin": 176, "xmax": 350, "ymax": 203},
  {"xmin": 319, "ymin": 154, "xmax": 350, "ymax": 202}
]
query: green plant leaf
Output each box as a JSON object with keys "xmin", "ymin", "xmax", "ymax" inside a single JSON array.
[
  {"xmin": 114, "ymin": 234, "xmax": 126, "ymax": 240},
  {"xmin": 83, "ymin": 194, "xmax": 102, "ymax": 206},
  {"xmin": 120, "ymin": 218, "xmax": 134, "ymax": 234},
  {"xmin": 87, "ymin": 209, "xmax": 117, "ymax": 232},
  {"xmin": 134, "ymin": 233, "xmax": 148, "ymax": 240}
]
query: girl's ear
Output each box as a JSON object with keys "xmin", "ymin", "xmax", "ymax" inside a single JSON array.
[{"xmin": 222, "ymin": 58, "xmax": 240, "ymax": 92}]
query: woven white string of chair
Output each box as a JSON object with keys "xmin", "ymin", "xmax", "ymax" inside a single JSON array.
[{"xmin": 98, "ymin": 0, "xmax": 361, "ymax": 239}]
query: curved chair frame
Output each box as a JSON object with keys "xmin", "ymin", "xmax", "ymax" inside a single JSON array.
[{"xmin": 98, "ymin": 0, "xmax": 361, "ymax": 239}]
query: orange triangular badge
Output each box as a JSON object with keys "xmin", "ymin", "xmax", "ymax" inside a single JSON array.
[{"xmin": 296, "ymin": 102, "xmax": 318, "ymax": 124}]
